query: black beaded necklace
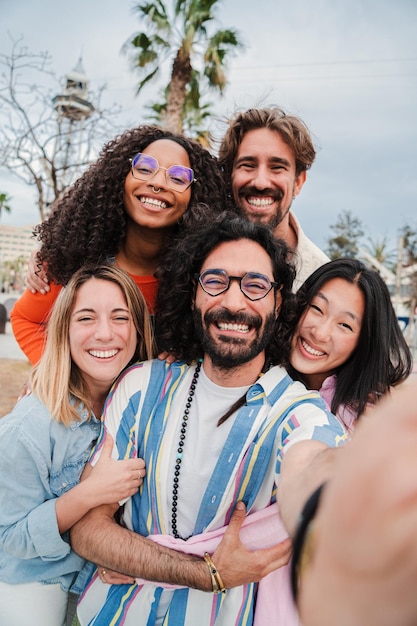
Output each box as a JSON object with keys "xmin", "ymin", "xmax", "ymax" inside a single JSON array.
[{"xmin": 171, "ymin": 359, "xmax": 202, "ymax": 540}]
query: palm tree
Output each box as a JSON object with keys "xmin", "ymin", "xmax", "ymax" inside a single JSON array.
[
  {"xmin": 145, "ymin": 70, "xmax": 213, "ymax": 146},
  {"xmin": 362, "ymin": 235, "xmax": 396, "ymax": 270},
  {"xmin": 124, "ymin": 0, "xmax": 244, "ymax": 133},
  {"xmin": 0, "ymin": 193, "xmax": 12, "ymax": 219},
  {"xmin": 326, "ymin": 210, "xmax": 364, "ymax": 259}
]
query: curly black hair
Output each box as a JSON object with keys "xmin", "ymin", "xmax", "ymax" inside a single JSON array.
[
  {"xmin": 155, "ymin": 211, "xmax": 297, "ymax": 366},
  {"xmin": 33, "ymin": 125, "xmax": 228, "ymax": 285}
]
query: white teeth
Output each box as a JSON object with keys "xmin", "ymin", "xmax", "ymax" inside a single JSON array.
[
  {"xmin": 139, "ymin": 196, "xmax": 168, "ymax": 209},
  {"xmin": 301, "ymin": 339, "xmax": 325, "ymax": 357},
  {"xmin": 247, "ymin": 197, "xmax": 274, "ymax": 207},
  {"xmin": 218, "ymin": 323, "xmax": 249, "ymax": 333},
  {"xmin": 89, "ymin": 349, "xmax": 119, "ymax": 359}
]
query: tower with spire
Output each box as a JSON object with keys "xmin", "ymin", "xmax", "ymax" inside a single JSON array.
[
  {"xmin": 48, "ymin": 58, "xmax": 96, "ymax": 205},
  {"xmin": 53, "ymin": 57, "xmax": 95, "ymax": 121}
]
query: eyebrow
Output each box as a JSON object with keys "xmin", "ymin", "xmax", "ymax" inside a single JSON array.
[
  {"xmin": 234, "ymin": 155, "xmax": 292, "ymax": 168},
  {"xmin": 315, "ymin": 292, "xmax": 362, "ymax": 324},
  {"xmin": 72, "ymin": 307, "xmax": 130, "ymax": 315}
]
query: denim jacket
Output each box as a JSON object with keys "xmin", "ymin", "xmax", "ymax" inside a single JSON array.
[{"xmin": 0, "ymin": 393, "xmax": 100, "ymax": 591}]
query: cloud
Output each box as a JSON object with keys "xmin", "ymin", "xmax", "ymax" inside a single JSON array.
[{"xmin": 1, "ymin": 0, "xmax": 416, "ymax": 251}]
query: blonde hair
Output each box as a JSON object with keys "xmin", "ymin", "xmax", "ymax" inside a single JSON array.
[{"xmin": 30, "ymin": 264, "xmax": 155, "ymax": 426}]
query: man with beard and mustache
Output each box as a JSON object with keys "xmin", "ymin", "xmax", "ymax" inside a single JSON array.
[
  {"xmin": 219, "ymin": 106, "xmax": 329, "ymax": 291},
  {"xmin": 71, "ymin": 214, "xmax": 346, "ymax": 626}
]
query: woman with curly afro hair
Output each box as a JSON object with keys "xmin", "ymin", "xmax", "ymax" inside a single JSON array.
[{"xmin": 11, "ymin": 125, "xmax": 228, "ymax": 364}]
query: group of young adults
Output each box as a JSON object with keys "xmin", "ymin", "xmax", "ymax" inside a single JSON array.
[{"xmin": 0, "ymin": 105, "xmax": 414, "ymax": 626}]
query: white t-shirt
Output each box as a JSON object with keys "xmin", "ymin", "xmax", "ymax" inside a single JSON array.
[{"xmin": 166, "ymin": 364, "xmax": 250, "ymax": 538}]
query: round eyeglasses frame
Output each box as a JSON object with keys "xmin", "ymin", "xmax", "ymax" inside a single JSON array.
[
  {"xmin": 196, "ymin": 269, "xmax": 280, "ymax": 301},
  {"xmin": 129, "ymin": 152, "xmax": 196, "ymax": 192}
]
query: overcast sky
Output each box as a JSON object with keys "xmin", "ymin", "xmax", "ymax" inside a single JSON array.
[{"xmin": 1, "ymin": 0, "xmax": 416, "ymax": 252}]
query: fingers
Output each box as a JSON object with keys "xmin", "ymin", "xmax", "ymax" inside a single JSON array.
[
  {"xmin": 136, "ymin": 467, "xmax": 146, "ymax": 482},
  {"xmin": 157, "ymin": 351, "xmax": 176, "ymax": 364},
  {"xmin": 17, "ymin": 381, "xmax": 32, "ymax": 402},
  {"xmin": 25, "ymin": 251, "xmax": 50, "ymax": 293},
  {"xmin": 262, "ymin": 537, "xmax": 293, "ymax": 571},
  {"xmin": 220, "ymin": 501, "xmax": 247, "ymax": 548},
  {"xmin": 98, "ymin": 567, "xmax": 135, "ymax": 585},
  {"xmin": 101, "ymin": 431, "xmax": 115, "ymax": 458},
  {"xmin": 227, "ymin": 501, "xmax": 246, "ymax": 532},
  {"xmin": 26, "ymin": 275, "xmax": 50, "ymax": 294}
]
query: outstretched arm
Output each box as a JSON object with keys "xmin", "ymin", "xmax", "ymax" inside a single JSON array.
[
  {"xmin": 298, "ymin": 379, "xmax": 417, "ymax": 626},
  {"xmin": 277, "ymin": 439, "xmax": 340, "ymax": 537}
]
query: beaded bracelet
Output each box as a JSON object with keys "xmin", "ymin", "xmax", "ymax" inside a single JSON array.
[
  {"xmin": 290, "ymin": 483, "xmax": 325, "ymax": 603},
  {"xmin": 203, "ymin": 552, "xmax": 226, "ymax": 594}
]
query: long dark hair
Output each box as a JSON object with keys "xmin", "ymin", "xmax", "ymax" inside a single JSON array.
[
  {"xmin": 288, "ymin": 258, "xmax": 413, "ymax": 419},
  {"xmin": 33, "ymin": 125, "xmax": 227, "ymax": 285},
  {"xmin": 155, "ymin": 211, "xmax": 297, "ymax": 366}
]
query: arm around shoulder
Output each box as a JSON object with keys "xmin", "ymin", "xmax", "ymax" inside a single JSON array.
[{"xmin": 10, "ymin": 283, "xmax": 62, "ymax": 365}]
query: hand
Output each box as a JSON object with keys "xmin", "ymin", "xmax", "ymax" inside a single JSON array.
[
  {"xmin": 212, "ymin": 502, "xmax": 292, "ymax": 588},
  {"xmin": 157, "ymin": 351, "xmax": 177, "ymax": 364},
  {"xmin": 25, "ymin": 250, "xmax": 50, "ymax": 293},
  {"xmin": 85, "ymin": 431, "xmax": 146, "ymax": 507},
  {"xmin": 299, "ymin": 380, "xmax": 417, "ymax": 626},
  {"xmin": 17, "ymin": 380, "xmax": 32, "ymax": 401},
  {"xmin": 98, "ymin": 565, "xmax": 135, "ymax": 585}
]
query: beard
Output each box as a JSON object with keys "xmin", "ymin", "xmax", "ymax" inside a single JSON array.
[
  {"xmin": 193, "ymin": 306, "xmax": 276, "ymax": 369},
  {"xmin": 235, "ymin": 186, "xmax": 290, "ymax": 231}
]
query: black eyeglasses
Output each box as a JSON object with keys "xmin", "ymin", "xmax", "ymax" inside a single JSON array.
[
  {"xmin": 197, "ymin": 269, "xmax": 280, "ymax": 301},
  {"xmin": 130, "ymin": 153, "xmax": 196, "ymax": 192}
]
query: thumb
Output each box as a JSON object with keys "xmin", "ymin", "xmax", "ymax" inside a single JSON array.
[
  {"xmin": 229, "ymin": 501, "xmax": 247, "ymax": 529},
  {"xmin": 100, "ymin": 431, "xmax": 114, "ymax": 458}
]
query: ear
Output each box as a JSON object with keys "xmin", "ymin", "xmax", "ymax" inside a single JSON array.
[
  {"xmin": 293, "ymin": 170, "xmax": 307, "ymax": 197},
  {"xmin": 274, "ymin": 289, "xmax": 282, "ymax": 318}
]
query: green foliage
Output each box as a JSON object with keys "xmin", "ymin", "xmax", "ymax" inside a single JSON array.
[
  {"xmin": 145, "ymin": 77, "xmax": 213, "ymax": 146},
  {"xmin": 124, "ymin": 0, "xmax": 244, "ymax": 133},
  {"xmin": 0, "ymin": 192, "xmax": 12, "ymax": 218},
  {"xmin": 362, "ymin": 235, "xmax": 396, "ymax": 270},
  {"xmin": 326, "ymin": 209, "xmax": 365, "ymax": 260},
  {"xmin": 399, "ymin": 222, "xmax": 417, "ymax": 264}
]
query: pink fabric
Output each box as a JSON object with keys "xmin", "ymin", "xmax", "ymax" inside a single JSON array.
[
  {"xmin": 137, "ymin": 503, "xmax": 300, "ymax": 626},
  {"xmin": 320, "ymin": 375, "xmax": 356, "ymax": 433}
]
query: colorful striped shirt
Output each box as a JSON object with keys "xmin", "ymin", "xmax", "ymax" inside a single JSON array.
[{"xmin": 77, "ymin": 359, "xmax": 346, "ymax": 626}]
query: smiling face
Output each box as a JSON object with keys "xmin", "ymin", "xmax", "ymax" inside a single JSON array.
[
  {"xmin": 69, "ymin": 278, "xmax": 137, "ymax": 397},
  {"xmin": 290, "ymin": 277, "xmax": 365, "ymax": 389},
  {"xmin": 123, "ymin": 139, "xmax": 192, "ymax": 231},
  {"xmin": 231, "ymin": 128, "xmax": 306, "ymax": 237},
  {"xmin": 193, "ymin": 239, "xmax": 281, "ymax": 375}
]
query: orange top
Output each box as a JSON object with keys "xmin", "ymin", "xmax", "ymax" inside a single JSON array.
[{"xmin": 10, "ymin": 274, "xmax": 158, "ymax": 366}]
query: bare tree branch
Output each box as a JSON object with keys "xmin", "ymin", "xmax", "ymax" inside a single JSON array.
[{"xmin": 0, "ymin": 35, "xmax": 122, "ymax": 222}]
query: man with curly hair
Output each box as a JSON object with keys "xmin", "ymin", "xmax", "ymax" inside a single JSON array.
[
  {"xmin": 219, "ymin": 106, "xmax": 329, "ymax": 291},
  {"xmin": 71, "ymin": 213, "xmax": 346, "ymax": 626}
]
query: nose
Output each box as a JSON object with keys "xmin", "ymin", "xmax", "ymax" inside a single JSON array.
[
  {"xmin": 150, "ymin": 166, "xmax": 167, "ymax": 189},
  {"xmin": 310, "ymin": 318, "xmax": 331, "ymax": 343},
  {"xmin": 94, "ymin": 318, "xmax": 114, "ymax": 342},
  {"xmin": 220, "ymin": 279, "xmax": 247, "ymax": 310},
  {"xmin": 251, "ymin": 165, "xmax": 272, "ymax": 190}
]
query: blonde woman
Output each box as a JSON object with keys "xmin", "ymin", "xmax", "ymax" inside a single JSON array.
[{"xmin": 0, "ymin": 264, "xmax": 154, "ymax": 626}]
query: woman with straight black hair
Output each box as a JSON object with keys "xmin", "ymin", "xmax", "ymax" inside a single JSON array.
[{"xmin": 288, "ymin": 257, "xmax": 412, "ymax": 431}]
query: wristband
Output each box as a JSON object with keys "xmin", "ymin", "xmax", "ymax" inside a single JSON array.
[
  {"xmin": 290, "ymin": 483, "xmax": 325, "ymax": 603},
  {"xmin": 203, "ymin": 552, "xmax": 226, "ymax": 594}
]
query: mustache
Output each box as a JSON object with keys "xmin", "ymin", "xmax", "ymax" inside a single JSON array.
[
  {"xmin": 204, "ymin": 307, "xmax": 262, "ymax": 330},
  {"xmin": 238, "ymin": 185, "xmax": 284, "ymax": 202}
]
